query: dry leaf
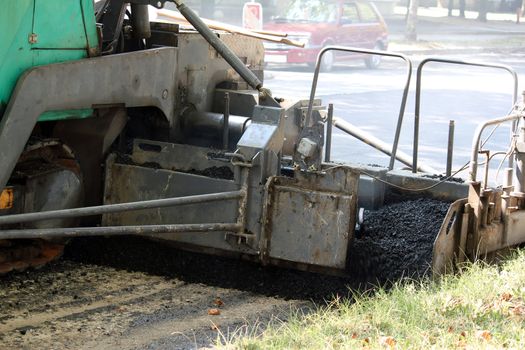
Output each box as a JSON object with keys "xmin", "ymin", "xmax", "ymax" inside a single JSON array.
[
  {"xmin": 443, "ymin": 296, "xmax": 462, "ymax": 312},
  {"xmin": 476, "ymin": 330, "xmax": 492, "ymax": 341},
  {"xmin": 459, "ymin": 331, "xmax": 467, "ymax": 338},
  {"xmin": 208, "ymin": 308, "xmax": 221, "ymax": 315},
  {"xmin": 447, "ymin": 326, "xmax": 454, "ymax": 333},
  {"xmin": 211, "ymin": 324, "xmax": 219, "ymax": 331},
  {"xmin": 379, "ymin": 336, "xmax": 396, "ymax": 348},
  {"xmin": 351, "ymin": 332, "xmax": 358, "ymax": 339},
  {"xmin": 363, "ymin": 337, "xmax": 370, "ymax": 344},
  {"xmin": 213, "ymin": 297, "xmax": 224, "ymax": 307},
  {"xmin": 500, "ymin": 292, "xmax": 513, "ymax": 301},
  {"xmin": 510, "ymin": 305, "xmax": 525, "ymax": 316},
  {"xmin": 456, "ymin": 339, "xmax": 467, "ymax": 349}
]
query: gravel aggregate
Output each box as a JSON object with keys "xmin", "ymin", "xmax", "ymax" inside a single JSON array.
[{"xmin": 349, "ymin": 198, "xmax": 451, "ymax": 282}]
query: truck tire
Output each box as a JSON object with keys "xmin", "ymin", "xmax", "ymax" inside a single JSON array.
[{"xmin": 320, "ymin": 49, "xmax": 335, "ymax": 72}]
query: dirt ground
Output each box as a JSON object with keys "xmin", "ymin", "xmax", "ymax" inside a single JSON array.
[{"xmin": 0, "ymin": 257, "xmax": 310, "ymax": 350}]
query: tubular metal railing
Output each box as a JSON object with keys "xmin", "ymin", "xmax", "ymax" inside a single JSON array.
[
  {"xmin": 413, "ymin": 58, "xmax": 518, "ymax": 173},
  {"xmin": 306, "ymin": 46, "xmax": 413, "ymax": 170}
]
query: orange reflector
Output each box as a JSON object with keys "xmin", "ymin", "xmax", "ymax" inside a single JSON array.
[{"xmin": 0, "ymin": 189, "xmax": 13, "ymax": 209}]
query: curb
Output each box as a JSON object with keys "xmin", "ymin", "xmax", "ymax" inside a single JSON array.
[
  {"xmin": 389, "ymin": 38, "xmax": 525, "ymax": 55},
  {"xmin": 393, "ymin": 46, "xmax": 523, "ymax": 55}
]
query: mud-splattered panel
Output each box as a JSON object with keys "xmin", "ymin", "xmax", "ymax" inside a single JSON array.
[{"xmin": 268, "ymin": 185, "xmax": 353, "ymax": 269}]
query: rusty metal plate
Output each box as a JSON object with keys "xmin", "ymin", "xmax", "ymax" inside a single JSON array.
[
  {"xmin": 264, "ymin": 167, "xmax": 359, "ymax": 269},
  {"xmin": 131, "ymin": 139, "xmax": 233, "ymax": 173},
  {"xmin": 268, "ymin": 185, "xmax": 353, "ymax": 268},
  {"xmin": 432, "ymin": 198, "xmax": 466, "ymax": 276},
  {"xmin": 103, "ymin": 161, "xmax": 250, "ymax": 254}
]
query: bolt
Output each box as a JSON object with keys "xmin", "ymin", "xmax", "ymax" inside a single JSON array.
[
  {"xmin": 28, "ymin": 33, "xmax": 38, "ymax": 44},
  {"xmin": 162, "ymin": 89, "xmax": 168, "ymax": 99}
]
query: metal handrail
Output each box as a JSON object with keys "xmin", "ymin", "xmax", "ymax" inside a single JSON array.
[
  {"xmin": 306, "ymin": 46, "xmax": 413, "ymax": 171},
  {"xmin": 468, "ymin": 113, "xmax": 522, "ymax": 182},
  {"xmin": 413, "ymin": 58, "xmax": 518, "ymax": 174}
]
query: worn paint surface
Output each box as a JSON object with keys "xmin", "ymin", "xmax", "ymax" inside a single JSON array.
[{"xmin": 0, "ymin": 0, "xmax": 98, "ymax": 121}]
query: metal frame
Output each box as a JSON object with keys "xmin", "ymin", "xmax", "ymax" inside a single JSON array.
[
  {"xmin": 306, "ymin": 46, "xmax": 413, "ymax": 170},
  {"xmin": 0, "ymin": 47, "xmax": 178, "ymax": 194},
  {"xmin": 413, "ymin": 58, "xmax": 519, "ymax": 173}
]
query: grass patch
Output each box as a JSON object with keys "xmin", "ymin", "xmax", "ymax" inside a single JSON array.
[{"xmin": 221, "ymin": 250, "xmax": 525, "ymax": 349}]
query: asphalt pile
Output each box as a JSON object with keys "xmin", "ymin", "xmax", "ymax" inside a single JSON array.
[
  {"xmin": 64, "ymin": 237, "xmax": 352, "ymax": 302},
  {"xmin": 348, "ymin": 198, "xmax": 451, "ymax": 282}
]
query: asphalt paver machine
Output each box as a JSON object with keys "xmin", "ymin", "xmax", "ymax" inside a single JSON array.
[{"xmin": 1, "ymin": 0, "xmax": 525, "ymax": 277}]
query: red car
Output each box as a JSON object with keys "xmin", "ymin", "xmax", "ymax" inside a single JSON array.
[{"xmin": 264, "ymin": 0, "xmax": 388, "ymax": 71}]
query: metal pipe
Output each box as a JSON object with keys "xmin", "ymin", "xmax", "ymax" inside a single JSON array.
[
  {"xmin": 501, "ymin": 168, "xmax": 512, "ymax": 224},
  {"xmin": 305, "ymin": 46, "xmax": 412, "ymax": 171},
  {"xmin": 172, "ymin": 0, "xmax": 263, "ymax": 91},
  {"xmin": 0, "ymin": 223, "xmax": 242, "ymax": 240},
  {"xmin": 412, "ymin": 104, "xmax": 420, "ymax": 174},
  {"xmin": 325, "ymin": 103, "xmax": 334, "ymax": 162},
  {"xmin": 508, "ymin": 93, "xmax": 525, "ymax": 170},
  {"xmin": 504, "ymin": 167, "xmax": 513, "ymax": 188},
  {"xmin": 333, "ymin": 117, "xmax": 437, "ymax": 173},
  {"xmin": 415, "ymin": 58, "xmax": 518, "ymax": 173},
  {"xmin": 223, "ymin": 92, "xmax": 230, "ymax": 150},
  {"xmin": 469, "ymin": 113, "xmax": 522, "ymax": 182},
  {"xmin": 0, "ymin": 191, "xmax": 242, "ymax": 225},
  {"xmin": 131, "ymin": 4, "xmax": 151, "ymax": 39},
  {"xmin": 446, "ymin": 120, "xmax": 455, "ymax": 177},
  {"xmin": 482, "ymin": 150, "xmax": 490, "ymax": 190},
  {"xmin": 513, "ymin": 126, "xmax": 525, "ymax": 194}
]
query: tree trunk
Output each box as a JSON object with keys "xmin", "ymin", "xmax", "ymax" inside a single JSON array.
[
  {"xmin": 478, "ymin": 0, "xmax": 488, "ymax": 21},
  {"xmin": 200, "ymin": 0, "xmax": 215, "ymax": 19},
  {"xmin": 406, "ymin": 0, "xmax": 419, "ymax": 41}
]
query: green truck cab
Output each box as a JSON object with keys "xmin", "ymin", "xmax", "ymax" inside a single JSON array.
[{"xmin": 0, "ymin": 0, "xmax": 99, "ymax": 121}]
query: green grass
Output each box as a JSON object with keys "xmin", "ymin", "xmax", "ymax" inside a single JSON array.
[{"xmin": 221, "ymin": 250, "xmax": 525, "ymax": 349}]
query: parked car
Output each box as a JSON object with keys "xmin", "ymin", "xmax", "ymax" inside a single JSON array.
[{"xmin": 263, "ymin": 0, "xmax": 388, "ymax": 71}]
